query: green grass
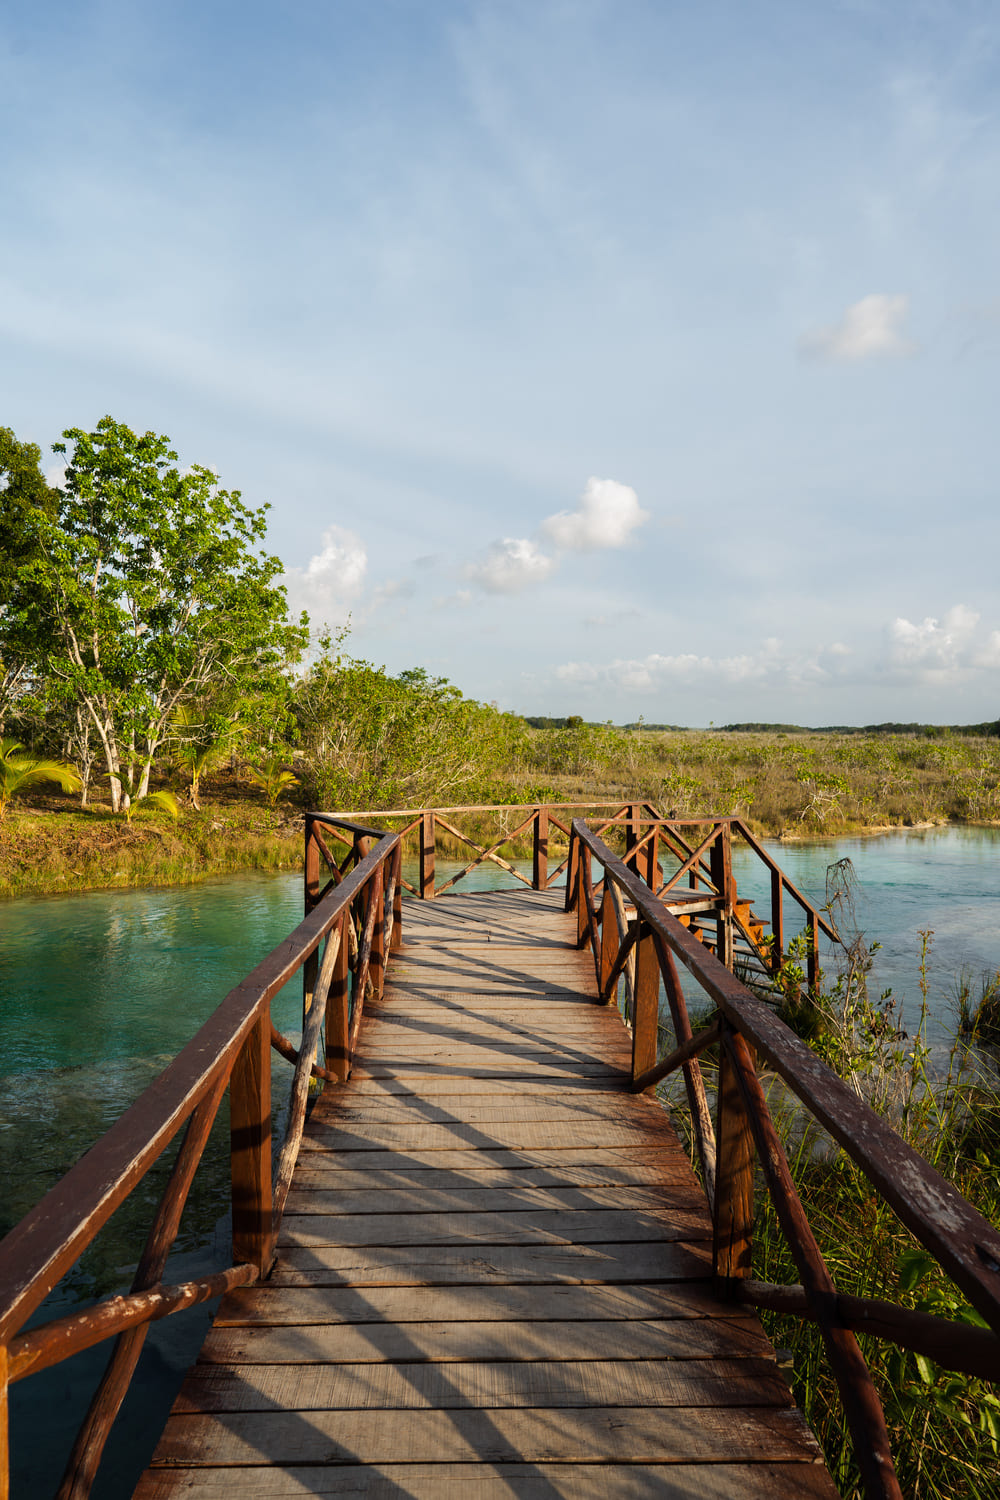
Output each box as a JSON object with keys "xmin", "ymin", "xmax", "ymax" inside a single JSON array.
[{"xmin": 0, "ymin": 794, "xmax": 302, "ymax": 898}]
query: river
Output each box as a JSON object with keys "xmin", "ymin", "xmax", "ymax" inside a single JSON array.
[{"xmin": 2, "ymin": 827, "xmax": 999, "ymax": 1495}]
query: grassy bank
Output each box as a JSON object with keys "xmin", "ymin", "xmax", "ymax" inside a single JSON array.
[
  {"xmin": 517, "ymin": 727, "xmax": 1000, "ymax": 835},
  {"xmin": 5, "ymin": 726, "xmax": 1000, "ymax": 898},
  {"xmin": 0, "ymin": 795, "xmax": 301, "ymax": 899}
]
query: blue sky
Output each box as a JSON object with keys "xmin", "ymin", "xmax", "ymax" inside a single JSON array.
[{"xmin": 4, "ymin": 0, "xmax": 1000, "ymax": 724}]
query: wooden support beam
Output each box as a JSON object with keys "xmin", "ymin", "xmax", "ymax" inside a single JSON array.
[
  {"xmin": 631, "ymin": 923, "xmax": 660, "ymax": 1091},
  {"xmin": 419, "ymin": 810, "xmax": 435, "ymax": 900},
  {"xmin": 533, "ymin": 808, "xmax": 548, "ymax": 891},
  {"xmin": 325, "ymin": 916, "xmax": 351, "ymax": 1083},
  {"xmin": 713, "ymin": 1021, "xmax": 754, "ymax": 1285},
  {"xmin": 229, "ymin": 1014, "xmax": 272, "ymax": 1277}
]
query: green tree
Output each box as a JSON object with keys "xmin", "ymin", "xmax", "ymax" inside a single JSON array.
[
  {"xmin": 0, "ymin": 428, "xmax": 60, "ymax": 726},
  {"xmin": 15, "ymin": 417, "xmax": 308, "ymax": 811}
]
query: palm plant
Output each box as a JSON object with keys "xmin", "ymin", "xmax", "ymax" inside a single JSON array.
[
  {"xmin": 120, "ymin": 789, "xmax": 180, "ymax": 825},
  {"xmin": 0, "ymin": 738, "xmax": 82, "ymax": 819},
  {"xmin": 247, "ymin": 757, "xmax": 299, "ymax": 807},
  {"xmin": 171, "ymin": 706, "xmax": 242, "ymax": 810}
]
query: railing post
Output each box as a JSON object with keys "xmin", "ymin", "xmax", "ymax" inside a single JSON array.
[
  {"xmin": 391, "ymin": 845, "xmax": 403, "ymax": 951},
  {"xmin": 626, "ymin": 802, "xmax": 640, "ymax": 870},
  {"xmin": 419, "ymin": 810, "xmax": 435, "ymax": 900},
  {"xmin": 565, "ymin": 827, "xmax": 580, "ymax": 912},
  {"xmin": 0, "ymin": 1343, "xmax": 8, "ymax": 1500},
  {"xmin": 631, "ymin": 922, "xmax": 660, "ymax": 1090},
  {"xmin": 371, "ymin": 869, "xmax": 386, "ymax": 998},
  {"xmin": 807, "ymin": 910, "xmax": 819, "ymax": 993},
  {"xmin": 646, "ymin": 825, "xmax": 659, "ymax": 890},
  {"xmin": 598, "ymin": 882, "xmax": 618, "ymax": 1004},
  {"xmin": 771, "ymin": 867, "xmax": 784, "ymax": 972},
  {"xmin": 713, "ymin": 1021, "xmax": 754, "ymax": 1288},
  {"xmin": 303, "ymin": 818, "xmax": 320, "ymax": 1019},
  {"xmin": 710, "ymin": 822, "xmax": 734, "ymax": 969},
  {"xmin": 230, "ymin": 1012, "xmax": 273, "ymax": 1276},
  {"xmin": 576, "ymin": 846, "xmax": 591, "ymax": 947},
  {"xmin": 533, "ymin": 808, "xmax": 548, "ymax": 891},
  {"xmin": 326, "ymin": 914, "xmax": 351, "ymax": 1081}
]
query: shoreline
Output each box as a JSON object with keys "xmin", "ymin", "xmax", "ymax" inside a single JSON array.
[{"xmin": 2, "ymin": 799, "xmax": 993, "ymax": 901}]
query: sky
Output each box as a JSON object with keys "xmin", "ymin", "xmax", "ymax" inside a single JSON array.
[{"xmin": 3, "ymin": 0, "xmax": 1000, "ymax": 726}]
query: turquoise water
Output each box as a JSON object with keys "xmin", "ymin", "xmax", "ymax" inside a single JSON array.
[
  {"xmin": 731, "ymin": 825, "xmax": 1000, "ymax": 1034},
  {"xmin": 2, "ymin": 830, "xmax": 1000, "ymax": 1495}
]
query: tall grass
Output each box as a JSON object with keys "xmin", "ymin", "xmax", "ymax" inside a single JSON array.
[{"xmin": 513, "ymin": 726, "xmax": 1000, "ymax": 835}]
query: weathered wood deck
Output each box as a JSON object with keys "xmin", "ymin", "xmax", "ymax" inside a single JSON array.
[{"xmin": 137, "ymin": 888, "xmax": 838, "ymax": 1498}]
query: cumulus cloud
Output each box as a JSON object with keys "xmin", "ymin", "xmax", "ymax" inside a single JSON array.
[
  {"xmin": 889, "ymin": 604, "xmax": 981, "ymax": 668},
  {"xmin": 799, "ymin": 294, "xmax": 918, "ymax": 362},
  {"xmin": 542, "ymin": 476, "xmax": 648, "ymax": 550},
  {"xmin": 465, "ymin": 537, "xmax": 555, "ymax": 593},
  {"xmin": 283, "ymin": 524, "xmax": 367, "ymax": 622}
]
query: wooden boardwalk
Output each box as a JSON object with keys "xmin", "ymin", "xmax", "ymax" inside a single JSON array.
[{"xmin": 137, "ymin": 888, "xmax": 838, "ymax": 1498}]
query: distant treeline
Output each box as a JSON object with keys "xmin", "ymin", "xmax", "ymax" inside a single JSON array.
[
  {"xmin": 523, "ymin": 716, "xmax": 685, "ymax": 731},
  {"xmin": 719, "ymin": 721, "xmax": 1000, "ymax": 737}
]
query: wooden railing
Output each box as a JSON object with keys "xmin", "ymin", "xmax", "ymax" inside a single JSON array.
[
  {"xmin": 326, "ymin": 801, "xmax": 836, "ymax": 987},
  {"xmin": 0, "ymin": 817, "xmax": 401, "ymax": 1500},
  {"xmin": 567, "ymin": 818, "xmax": 1000, "ymax": 1500}
]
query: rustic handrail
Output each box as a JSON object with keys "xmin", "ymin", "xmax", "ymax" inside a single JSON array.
[
  {"xmin": 567, "ymin": 817, "xmax": 1000, "ymax": 1500},
  {"xmin": 0, "ymin": 824, "xmax": 401, "ymax": 1500},
  {"xmin": 320, "ymin": 805, "xmax": 837, "ymax": 985}
]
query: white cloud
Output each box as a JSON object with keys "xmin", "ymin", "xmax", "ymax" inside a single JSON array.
[
  {"xmin": 465, "ymin": 537, "xmax": 555, "ymax": 593},
  {"xmin": 542, "ymin": 476, "xmax": 648, "ymax": 550},
  {"xmin": 889, "ymin": 604, "xmax": 980, "ymax": 668},
  {"xmin": 799, "ymin": 294, "xmax": 918, "ymax": 362},
  {"xmin": 283, "ymin": 524, "xmax": 367, "ymax": 622}
]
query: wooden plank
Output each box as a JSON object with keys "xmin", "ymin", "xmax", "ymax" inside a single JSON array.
[
  {"xmin": 173, "ymin": 1357, "xmax": 792, "ymax": 1413},
  {"xmin": 318, "ymin": 1099, "xmax": 676, "ymax": 1126},
  {"xmin": 299, "ymin": 1121, "xmax": 671, "ymax": 1152},
  {"xmin": 136, "ymin": 1459, "xmax": 842, "ymax": 1499},
  {"xmin": 283, "ymin": 1185, "xmax": 710, "ymax": 1217},
  {"xmin": 212, "ymin": 1282, "xmax": 754, "ymax": 1327},
  {"xmin": 149, "ymin": 1404, "xmax": 824, "ymax": 1467},
  {"xmin": 199, "ymin": 1315, "xmax": 774, "ymax": 1364},
  {"xmin": 270, "ymin": 1240, "xmax": 713, "ymax": 1286},
  {"xmin": 287, "ymin": 1147, "xmax": 689, "ymax": 1174},
  {"xmin": 277, "ymin": 1207, "xmax": 712, "ymax": 1248},
  {"xmin": 290, "ymin": 1158, "xmax": 693, "ymax": 1191},
  {"xmin": 351, "ymin": 1062, "xmax": 629, "ymax": 1078}
]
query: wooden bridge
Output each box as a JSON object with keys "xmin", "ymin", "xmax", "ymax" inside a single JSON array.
[{"xmin": 1, "ymin": 806, "xmax": 999, "ymax": 1500}]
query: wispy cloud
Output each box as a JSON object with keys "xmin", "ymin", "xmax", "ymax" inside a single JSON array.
[
  {"xmin": 542, "ymin": 476, "xmax": 648, "ymax": 550},
  {"xmin": 799, "ymin": 294, "xmax": 918, "ymax": 362}
]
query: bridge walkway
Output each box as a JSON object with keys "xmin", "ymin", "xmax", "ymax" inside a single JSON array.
[{"xmin": 137, "ymin": 888, "xmax": 838, "ymax": 1498}]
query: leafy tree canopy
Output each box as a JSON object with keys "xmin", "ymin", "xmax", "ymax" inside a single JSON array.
[{"xmin": 11, "ymin": 416, "xmax": 309, "ymax": 809}]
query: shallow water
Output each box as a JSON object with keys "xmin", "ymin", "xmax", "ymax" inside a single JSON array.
[{"xmin": 731, "ymin": 824, "xmax": 1000, "ymax": 1034}]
